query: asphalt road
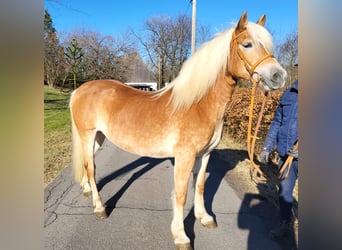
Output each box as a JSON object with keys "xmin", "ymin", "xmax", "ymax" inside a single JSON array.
[{"xmin": 44, "ymin": 139, "xmax": 281, "ymax": 250}]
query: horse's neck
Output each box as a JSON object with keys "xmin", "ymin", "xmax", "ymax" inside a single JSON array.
[{"xmin": 199, "ymin": 72, "xmax": 236, "ymax": 118}]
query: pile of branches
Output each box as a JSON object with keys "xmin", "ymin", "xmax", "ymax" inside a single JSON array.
[{"xmin": 223, "ymin": 87, "xmax": 282, "ymax": 153}]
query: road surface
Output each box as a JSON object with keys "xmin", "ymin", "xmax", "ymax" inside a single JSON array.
[{"xmin": 44, "ymin": 139, "xmax": 281, "ymax": 249}]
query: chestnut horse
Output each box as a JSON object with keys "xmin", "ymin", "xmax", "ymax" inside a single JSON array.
[{"xmin": 70, "ymin": 12, "xmax": 286, "ymax": 249}]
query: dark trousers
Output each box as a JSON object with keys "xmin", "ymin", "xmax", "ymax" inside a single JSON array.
[{"xmin": 278, "ymin": 156, "xmax": 298, "ymax": 223}]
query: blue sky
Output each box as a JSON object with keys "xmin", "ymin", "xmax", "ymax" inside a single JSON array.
[{"xmin": 45, "ymin": 0, "xmax": 297, "ymax": 44}]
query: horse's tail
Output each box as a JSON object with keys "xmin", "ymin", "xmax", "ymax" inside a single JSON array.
[{"xmin": 70, "ymin": 94, "xmax": 84, "ymax": 183}]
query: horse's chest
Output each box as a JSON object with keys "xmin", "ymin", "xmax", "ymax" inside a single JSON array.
[
  {"xmin": 211, "ymin": 120, "xmax": 224, "ymax": 146},
  {"xmin": 199, "ymin": 120, "xmax": 224, "ymax": 154}
]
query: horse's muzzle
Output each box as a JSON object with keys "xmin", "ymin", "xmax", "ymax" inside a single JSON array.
[{"xmin": 261, "ymin": 67, "xmax": 287, "ymax": 91}]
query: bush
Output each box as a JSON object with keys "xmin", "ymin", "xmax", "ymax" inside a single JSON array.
[{"xmin": 223, "ymin": 87, "xmax": 282, "ymax": 154}]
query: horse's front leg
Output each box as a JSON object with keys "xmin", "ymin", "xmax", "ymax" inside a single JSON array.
[
  {"xmin": 171, "ymin": 152, "xmax": 195, "ymax": 250},
  {"xmin": 194, "ymin": 154, "xmax": 217, "ymax": 228}
]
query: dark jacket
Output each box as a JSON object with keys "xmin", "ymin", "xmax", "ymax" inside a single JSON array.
[{"xmin": 263, "ymin": 80, "xmax": 298, "ymax": 157}]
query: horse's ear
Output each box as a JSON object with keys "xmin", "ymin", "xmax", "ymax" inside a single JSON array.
[
  {"xmin": 236, "ymin": 11, "xmax": 248, "ymax": 32},
  {"xmin": 256, "ymin": 14, "xmax": 266, "ymax": 26}
]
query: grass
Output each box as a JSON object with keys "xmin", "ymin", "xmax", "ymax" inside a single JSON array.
[
  {"xmin": 44, "ymin": 86, "xmax": 72, "ymax": 186},
  {"xmin": 44, "ymin": 87, "xmax": 71, "ymax": 132}
]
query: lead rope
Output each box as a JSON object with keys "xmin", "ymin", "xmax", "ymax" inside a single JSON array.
[
  {"xmin": 231, "ymin": 31, "xmax": 286, "ymax": 183},
  {"xmin": 246, "ymin": 74, "xmax": 269, "ymax": 183},
  {"xmin": 278, "ymin": 141, "xmax": 298, "ymax": 181},
  {"xmin": 247, "ymin": 79, "xmax": 297, "ymax": 184}
]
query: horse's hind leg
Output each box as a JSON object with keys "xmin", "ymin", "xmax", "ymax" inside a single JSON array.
[
  {"xmin": 80, "ymin": 132, "xmax": 104, "ymax": 197},
  {"xmin": 82, "ymin": 131, "xmax": 107, "ymax": 218},
  {"xmin": 194, "ymin": 154, "xmax": 217, "ymax": 228},
  {"xmin": 171, "ymin": 152, "xmax": 195, "ymax": 250},
  {"xmin": 81, "ymin": 173, "xmax": 92, "ymax": 197}
]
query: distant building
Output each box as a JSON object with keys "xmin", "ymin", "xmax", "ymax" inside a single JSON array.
[
  {"xmin": 122, "ymin": 52, "xmax": 156, "ymax": 91},
  {"xmin": 126, "ymin": 82, "xmax": 157, "ymax": 91}
]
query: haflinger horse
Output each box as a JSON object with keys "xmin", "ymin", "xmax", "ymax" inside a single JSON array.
[{"xmin": 70, "ymin": 12, "xmax": 286, "ymax": 250}]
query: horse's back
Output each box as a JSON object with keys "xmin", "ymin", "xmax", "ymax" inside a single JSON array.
[
  {"xmin": 71, "ymin": 79, "xmax": 135, "ymax": 101},
  {"xmin": 71, "ymin": 79, "xmax": 154, "ymax": 111}
]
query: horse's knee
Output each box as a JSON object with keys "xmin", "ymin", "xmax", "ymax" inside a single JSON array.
[{"xmin": 174, "ymin": 190, "xmax": 187, "ymax": 206}]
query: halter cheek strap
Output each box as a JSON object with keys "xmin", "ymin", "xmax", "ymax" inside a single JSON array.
[{"xmin": 232, "ymin": 31, "xmax": 274, "ymax": 76}]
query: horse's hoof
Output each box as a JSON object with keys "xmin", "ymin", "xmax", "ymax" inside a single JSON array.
[
  {"xmin": 95, "ymin": 209, "xmax": 107, "ymax": 219},
  {"xmin": 176, "ymin": 243, "xmax": 192, "ymax": 250},
  {"xmin": 202, "ymin": 220, "xmax": 217, "ymax": 228},
  {"xmin": 82, "ymin": 190, "xmax": 92, "ymax": 197}
]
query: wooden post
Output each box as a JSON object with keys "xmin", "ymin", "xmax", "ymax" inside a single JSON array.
[{"xmin": 191, "ymin": 0, "xmax": 196, "ymax": 55}]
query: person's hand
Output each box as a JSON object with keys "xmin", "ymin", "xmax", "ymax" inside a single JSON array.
[
  {"xmin": 287, "ymin": 149, "xmax": 298, "ymax": 158},
  {"xmin": 260, "ymin": 150, "xmax": 269, "ymax": 164}
]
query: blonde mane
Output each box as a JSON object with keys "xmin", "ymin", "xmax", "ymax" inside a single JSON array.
[{"xmin": 155, "ymin": 21, "xmax": 274, "ymax": 111}]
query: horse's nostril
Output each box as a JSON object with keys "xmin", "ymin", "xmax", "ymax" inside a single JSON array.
[
  {"xmin": 272, "ymin": 72, "xmax": 281, "ymax": 83},
  {"xmin": 272, "ymin": 70, "xmax": 286, "ymax": 84}
]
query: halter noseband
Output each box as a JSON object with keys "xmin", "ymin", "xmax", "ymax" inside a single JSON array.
[{"xmin": 231, "ymin": 30, "xmax": 274, "ymax": 77}]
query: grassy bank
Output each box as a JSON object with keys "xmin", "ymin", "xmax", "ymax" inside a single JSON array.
[{"xmin": 44, "ymin": 86, "xmax": 72, "ymax": 186}]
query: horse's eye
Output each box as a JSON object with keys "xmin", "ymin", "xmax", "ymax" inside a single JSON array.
[{"xmin": 242, "ymin": 42, "xmax": 252, "ymax": 48}]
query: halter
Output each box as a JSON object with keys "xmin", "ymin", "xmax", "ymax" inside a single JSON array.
[{"xmin": 231, "ymin": 30, "xmax": 274, "ymax": 76}]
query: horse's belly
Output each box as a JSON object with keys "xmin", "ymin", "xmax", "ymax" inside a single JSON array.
[{"xmin": 107, "ymin": 130, "xmax": 177, "ymax": 158}]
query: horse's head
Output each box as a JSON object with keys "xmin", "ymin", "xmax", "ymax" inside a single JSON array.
[{"xmin": 229, "ymin": 12, "xmax": 287, "ymax": 91}]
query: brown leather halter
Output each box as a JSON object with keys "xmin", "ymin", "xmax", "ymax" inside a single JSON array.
[{"xmin": 231, "ymin": 30, "xmax": 274, "ymax": 76}]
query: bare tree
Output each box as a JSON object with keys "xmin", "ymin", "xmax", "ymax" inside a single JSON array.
[
  {"xmin": 132, "ymin": 14, "xmax": 213, "ymax": 89},
  {"xmin": 166, "ymin": 15, "xmax": 192, "ymax": 82},
  {"xmin": 63, "ymin": 29, "xmax": 136, "ymax": 83},
  {"xmin": 276, "ymin": 30, "xmax": 298, "ymax": 88},
  {"xmin": 133, "ymin": 14, "xmax": 191, "ymax": 89},
  {"xmin": 196, "ymin": 24, "xmax": 212, "ymax": 46}
]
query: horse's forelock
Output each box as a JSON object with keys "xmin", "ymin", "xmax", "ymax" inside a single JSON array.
[{"xmin": 247, "ymin": 22, "xmax": 274, "ymax": 53}]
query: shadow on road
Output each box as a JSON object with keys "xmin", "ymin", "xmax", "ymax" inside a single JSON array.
[
  {"xmin": 97, "ymin": 156, "xmax": 169, "ymax": 217},
  {"xmin": 236, "ymin": 157, "xmax": 298, "ymax": 250},
  {"xmin": 184, "ymin": 148, "xmax": 247, "ymax": 249},
  {"xmin": 238, "ymin": 191, "xmax": 298, "ymax": 250},
  {"xmin": 98, "ymin": 147, "xmax": 291, "ymax": 250}
]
